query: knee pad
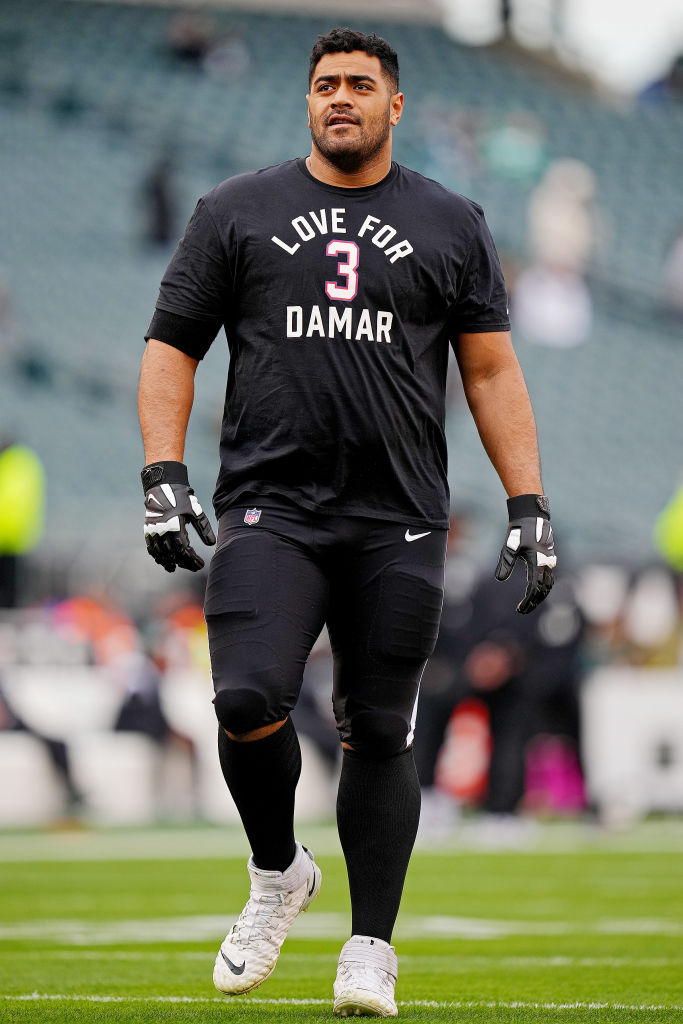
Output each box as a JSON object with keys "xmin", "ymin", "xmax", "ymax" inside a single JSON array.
[
  {"xmin": 347, "ymin": 710, "xmax": 409, "ymax": 761},
  {"xmin": 213, "ymin": 687, "xmax": 268, "ymax": 734}
]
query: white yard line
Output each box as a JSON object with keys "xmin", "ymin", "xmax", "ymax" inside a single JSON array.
[
  {"xmin": 0, "ymin": 951, "xmax": 679, "ymax": 968},
  {"xmin": 2, "ymin": 994, "xmax": 683, "ymax": 1011},
  {"xmin": 0, "ymin": 913, "xmax": 680, "ymax": 944}
]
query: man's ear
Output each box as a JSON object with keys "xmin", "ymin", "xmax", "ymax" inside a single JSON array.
[{"xmin": 390, "ymin": 91, "xmax": 405, "ymax": 127}]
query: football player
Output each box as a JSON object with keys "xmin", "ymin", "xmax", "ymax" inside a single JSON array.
[{"xmin": 138, "ymin": 28, "xmax": 556, "ymax": 1017}]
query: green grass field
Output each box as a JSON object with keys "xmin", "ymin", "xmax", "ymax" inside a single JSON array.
[{"xmin": 1, "ymin": 823, "xmax": 682, "ymax": 1023}]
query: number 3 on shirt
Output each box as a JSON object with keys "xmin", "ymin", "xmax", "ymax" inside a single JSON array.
[{"xmin": 325, "ymin": 240, "xmax": 359, "ymax": 302}]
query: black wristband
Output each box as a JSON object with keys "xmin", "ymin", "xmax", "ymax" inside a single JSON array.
[
  {"xmin": 507, "ymin": 493, "xmax": 550, "ymax": 520},
  {"xmin": 141, "ymin": 461, "xmax": 189, "ymax": 493}
]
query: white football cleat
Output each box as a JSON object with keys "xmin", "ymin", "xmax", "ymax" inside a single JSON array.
[
  {"xmin": 213, "ymin": 842, "xmax": 321, "ymax": 995},
  {"xmin": 333, "ymin": 934, "xmax": 398, "ymax": 1017}
]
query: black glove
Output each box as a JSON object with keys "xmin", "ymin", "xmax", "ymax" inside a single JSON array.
[
  {"xmin": 495, "ymin": 493, "xmax": 556, "ymax": 614},
  {"xmin": 141, "ymin": 461, "xmax": 216, "ymax": 573}
]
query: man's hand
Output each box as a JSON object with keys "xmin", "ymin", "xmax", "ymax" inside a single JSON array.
[
  {"xmin": 495, "ymin": 493, "xmax": 556, "ymax": 614},
  {"xmin": 141, "ymin": 461, "xmax": 215, "ymax": 573}
]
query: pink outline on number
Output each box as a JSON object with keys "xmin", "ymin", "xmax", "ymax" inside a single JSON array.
[{"xmin": 325, "ymin": 240, "xmax": 359, "ymax": 301}]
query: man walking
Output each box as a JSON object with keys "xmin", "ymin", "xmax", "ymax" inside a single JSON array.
[{"xmin": 138, "ymin": 28, "xmax": 556, "ymax": 1017}]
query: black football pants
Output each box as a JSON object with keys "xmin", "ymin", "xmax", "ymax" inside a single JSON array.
[{"xmin": 204, "ymin": 501, "xmax": 446, "ymax": 750}]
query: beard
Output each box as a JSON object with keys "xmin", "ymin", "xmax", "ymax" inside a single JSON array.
[{"xmin": 309, "ymin": 111, "xmax": 392, "ymax": 173}]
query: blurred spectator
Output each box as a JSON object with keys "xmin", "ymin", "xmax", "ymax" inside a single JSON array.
[
  {"xmin": 291, "ymin": 628, "xmax": 340, "ymax": 771},
  {"xmin": 417, "ymin": 100, "xmax": 482, "ymax": 192},
  {"xmin": 111, "ymin": 600, "xmax": 202, "ymax": 817},
  {"xmin": 0, "ymin": 438, "xmax": 45, "ymax": 608},
  {"xmin": 141, "ymin": 155, "xmax": 178, "ymax": 248},
  {"xmin": 167, "ymin": 11, "xmax": 215, "ymax": 66},
  {"xmin": 512, "ymin": 264, "xmax": 593, "ymax": 348},
  {"xmin": 574, "ymin": 564, "xmax": 631, "ymax": 670},
  {"xmin": 577, "ymin": 562, "xmax": 682, "ymax": 669},
  {"xmin": 620, "ymin": 565, "xmax": 680, "ymax": 666},
  {"xmin": 512, "ymin": 158, "xmax": 600, "ymax": 347},
  {"xmin": 528, "ymin": 159, "xmax": 599, "ymax": 273},
  {"xmin": 51, "ymin": 592, "xmax": 136, "ymax": 665},
  {"xmin": 0, "ymin": 679, "xmax": 82, "ymax": 814},
  {"xmin": 150, "ymin": 589, "xmax": 210, "ymax": 674},
  {"xmin": 415, "ymin": 515, "xmax": 585, "ymax": 826},
  {"xmin": 112, "ymin": 647, "xmax": 198, "ymax": 817}
]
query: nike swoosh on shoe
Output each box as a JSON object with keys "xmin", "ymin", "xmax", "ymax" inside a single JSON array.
[{"xmin": 220, "ymin": 949, "xmax": 246, "ymax": 975}]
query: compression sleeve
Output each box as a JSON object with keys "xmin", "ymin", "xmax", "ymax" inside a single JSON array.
[
  {"xmin": 144, "ymin": 307, "xmax": 221, "ymax": 360},
  {"xmin": 450, "ymin": 212, "xmax": 510, "ymax": 335}
]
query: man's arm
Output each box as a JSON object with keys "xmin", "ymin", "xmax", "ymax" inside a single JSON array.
[
  {"xmin": 138, "ymin": 338, "xmax": 199, "ymax": 462},
  {"xmin": 454, "ymin": 330, "xmax": 542, "ymax": 497},
  {"xmin": 455, "ymin": 330, "xmax": 555, "ymax": 614},
  {"xmin": 138, "ymin": 338, "xmax": 215, "ymax": 572}
]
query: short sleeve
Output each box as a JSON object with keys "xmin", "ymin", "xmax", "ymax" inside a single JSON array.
[
  {"xmin": 145, "ymin": 198, "xmax": 230, "ymax": 360},
  {"xmin": 450, "ymin": 213, "xmax": 510, "ymax": 335}
]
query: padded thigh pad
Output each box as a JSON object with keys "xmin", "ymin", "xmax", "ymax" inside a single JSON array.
[
  {"xmin": 369, "ymin": 565, "xmax": 444, "ymax": 663},
  {"xmin": 204, "ymin": 532, "xmax": 273, "ymax": 622},
  {"xmin": 203, "ymin": 523, "xmax": 329, "ymax": 725},
  {"xmin": 204, "ymin": 531, "xmax": 282, "ymax": 699}
]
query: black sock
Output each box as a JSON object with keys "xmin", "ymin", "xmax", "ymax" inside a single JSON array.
[
  {"xmin": 217, "ymin": 717, "xmax": 301, "ymax": 872},
  {"xmin": 336, "ymin": 746, "xmax": 421, "ymax": 944}
]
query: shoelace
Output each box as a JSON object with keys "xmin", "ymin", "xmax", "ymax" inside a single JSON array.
[{"xmin": 229, "ymin": 892, "xmax": 286, "ymax": 946}]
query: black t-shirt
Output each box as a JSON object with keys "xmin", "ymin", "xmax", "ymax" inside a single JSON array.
[{"xmin": 146, "ymin": 158, "xmax": 510, "ymax": 528}]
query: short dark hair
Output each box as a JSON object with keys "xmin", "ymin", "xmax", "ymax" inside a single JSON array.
[{"xmin": 309, "ymin": 28, "xmax": 399, "ymax": 91}]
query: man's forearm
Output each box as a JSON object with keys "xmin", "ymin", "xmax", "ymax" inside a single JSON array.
[
  {"xmin": 461, "ymin": 353, "xmax": 543, "ymax": 497},
  {"xmin": 138, "ymin": 339, "xmax": 199, "ymax": 464}
]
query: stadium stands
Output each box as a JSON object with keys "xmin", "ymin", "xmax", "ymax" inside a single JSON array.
[{"xmin": 1, "ymin": 0, "xmax": 682, "ymax": 569}]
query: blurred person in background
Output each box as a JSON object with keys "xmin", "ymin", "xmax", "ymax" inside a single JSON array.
[
  {"xmin": 291, "ymin": 628, "xmax": 346, "ymax": 772},
  {"xmin": 166, "ymin": 10, "xmax": 215, "ymax": 67},
  {"xmin": 0, "ymin": 680, "xmax": 82, "ymax": 815},
  {"xmin": 412, "ymin": 510, "xmax": 479, "ymax": 833},
  {"xmin": 0, "ymin": 437, "xmax": 45, "ymax": 608},
  {"xmin": 112, "ymin": 619, "xmax": 199, "ymax": 818},
  {"xmin": 141, "ymin": 154, "xmax": 178, "ymax": 248},
  {"xmin": 512, "ymin": 159, "xmax": 600, "ymax": 347},
  {"xmin": 137, "ymin": 27, "xmax": 556, "ymax": 1017},
  {"xmin": 416, "ymin": 518, "xmax": 584, "ymax": 835}
]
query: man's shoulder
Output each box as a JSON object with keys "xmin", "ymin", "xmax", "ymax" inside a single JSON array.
[
  {"xmin": 202, "ymin": 159, "xmax": 300, "ymax": 213},
  {"xmin": 395, "ymin": 163, "xmax": 485, "ymax": 224}
]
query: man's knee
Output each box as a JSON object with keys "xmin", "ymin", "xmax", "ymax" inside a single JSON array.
[
  {"xmin": 213, "ymin": 687, "xmax": 270, "ymax": 734},
  {"xmin": 347, "ymin": 710, "xmax": 409, "ymax": 761}
]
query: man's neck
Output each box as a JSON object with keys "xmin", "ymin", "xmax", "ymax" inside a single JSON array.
[{"xmin": 306, "ymin": 147, "xmax": 392, "ymax": 188}]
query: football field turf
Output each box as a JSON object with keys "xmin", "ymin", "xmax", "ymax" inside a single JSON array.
[{"xmin": 0, "ymin": 823, "xmax": 681, "ymax": 1023}]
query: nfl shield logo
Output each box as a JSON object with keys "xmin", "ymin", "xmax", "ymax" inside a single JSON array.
[{"xmin": 244, "ymin": 508, "xmax": 261, "ymax": 525}]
